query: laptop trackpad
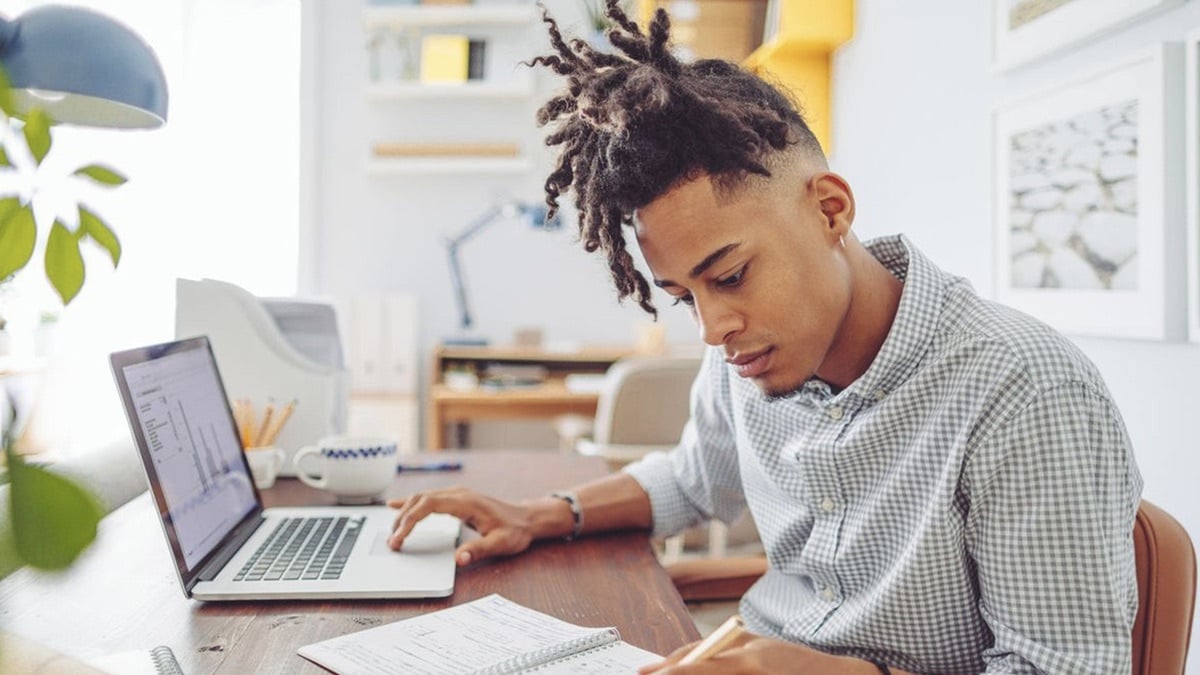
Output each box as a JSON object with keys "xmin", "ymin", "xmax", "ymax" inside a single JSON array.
[{"xmin": 370, "ymin": 527, "xmax": 456, "ymax": 555}]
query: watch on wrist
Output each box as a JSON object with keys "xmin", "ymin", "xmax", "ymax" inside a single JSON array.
[{"xmin": 549, "ymin": 491, "xmax": 584, "ymax": 541}]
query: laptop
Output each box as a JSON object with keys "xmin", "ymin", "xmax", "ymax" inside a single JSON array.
[{"xmin": 110, "ymin": 336, "xmax": 460, "ymax": 601}]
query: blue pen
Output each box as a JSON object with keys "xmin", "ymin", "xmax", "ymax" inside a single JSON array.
[{"xmin": 397, "ymin": 460, "xmax": 464, "ymax": 473}]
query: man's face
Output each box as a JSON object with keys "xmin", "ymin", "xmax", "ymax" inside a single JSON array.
[{"xmin": 636, "ymin": 173, "xmax": 853, "ymax": 398}]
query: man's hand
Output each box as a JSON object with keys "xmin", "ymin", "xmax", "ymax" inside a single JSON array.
[
  {"xmin": 639, "ymin": 635, "xmax": 883, "ymax": 674},
  {"xmin": 387, "ymin": 487, "xmax": 545, "ymax": 566}
]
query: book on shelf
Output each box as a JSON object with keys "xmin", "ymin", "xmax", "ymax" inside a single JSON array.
[
  {"xmin": 468, "ymin": 39, "xmax": 487, "ymax": 80},
  {"xmin": 297, "ymin": 593, "xmax": 661, "ymax": 674}
]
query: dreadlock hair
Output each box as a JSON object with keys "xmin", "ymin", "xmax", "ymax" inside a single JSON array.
[{"xmin": 529, "ymin": 0, "xmax": 826, "ymax": 318}]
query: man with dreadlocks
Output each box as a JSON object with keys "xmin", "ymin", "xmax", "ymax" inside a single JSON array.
[{"xmin": 388, "ymin": 2, "xmax": 1142, "ymax": 673}]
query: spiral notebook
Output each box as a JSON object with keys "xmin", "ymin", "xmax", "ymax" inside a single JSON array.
[
  {"xmin": 297, "ymin": 593, "xmax": 661, "ymax": 674},
  {"xmin": 87, "ymin": 645, "xmax": 184, "ymax": 675}
]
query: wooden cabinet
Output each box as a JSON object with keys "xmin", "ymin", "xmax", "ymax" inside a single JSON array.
[{"xmin": 427, "ymin": 344, "xmax": 635, "ymax": 449}]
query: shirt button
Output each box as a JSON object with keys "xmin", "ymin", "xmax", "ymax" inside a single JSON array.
[
  {"xmin": 872, "ymin": 389, "xmax": 886, "ymax": 401},
  {"xmin": 820, "ymin": 588, "xmax": 836, "ymax": 601},
  {"xmin": 827, "ymin": 406, "xmax": 844, "ymax": 420},
  {"xmin": 820, "ymin": 498, "xmax": 836, "ymax": 512}
]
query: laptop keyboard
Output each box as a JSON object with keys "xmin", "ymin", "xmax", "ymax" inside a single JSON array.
[{"xmin": 234, "ymin": 516, "xmax": 365, "ymax": 582}]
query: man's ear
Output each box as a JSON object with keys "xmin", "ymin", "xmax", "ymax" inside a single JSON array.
[{"xmin": 811, "ymin": 172, "xmax": 855, "ymax": 238}]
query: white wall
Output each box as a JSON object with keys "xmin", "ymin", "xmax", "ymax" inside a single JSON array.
[
  {"xmin": 834, "ymin": 2, "xmax": 1200, "ymax": 670},
  {"xmin": 307, "ymin": 0, "xmax": 697, "ymax": 355}
]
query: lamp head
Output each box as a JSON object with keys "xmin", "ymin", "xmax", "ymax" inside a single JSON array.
[
  {"xmin": 0, "ymin": 5, "xmax": 168, "ymax": 129},
  {"xmin": 511, "ymin": 202, "xmax": 561, "ymax": 231}
]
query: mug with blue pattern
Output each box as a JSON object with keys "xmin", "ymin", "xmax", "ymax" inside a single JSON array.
[{"xmin": 294, "ymin": 435, "xmax": 398, "ymax": 504}]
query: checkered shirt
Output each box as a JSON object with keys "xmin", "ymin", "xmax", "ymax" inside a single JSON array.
[{"xmin": 624, "ymin": 235, "xmax": 1142, "ymax": 674}]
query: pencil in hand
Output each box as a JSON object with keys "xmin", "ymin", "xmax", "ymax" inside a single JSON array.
[{"xmin": 678, "ymin": 614, "xmax": 746, "ymax": 665}]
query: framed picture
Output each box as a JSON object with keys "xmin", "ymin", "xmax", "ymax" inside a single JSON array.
[
  {"xmin": 1188, "ymin": 30, "xmax": 1200, "ymax": 341},
  {"xmin": 993, "ymin": 0, "xmax": 1183, "ymax": 71},
  {"xmin": 993, "ymin": 43, "xmax": 1186, "ymax": 340}
]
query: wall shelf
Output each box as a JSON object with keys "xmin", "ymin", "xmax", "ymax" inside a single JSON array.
[
  {"xmin": 367, "ymin": 79, "xmax": 533, "ymax": 100},
  {"xmin": 367, "ymin": 156, "xmax": 533, "ymax": 175},
  {"xmin": 742, "ymin": 0, "xmax": 854, "ymax": 154},
  {"xmin": 364, "ymin": 5, "xmax": 536, "ymax": 29}
]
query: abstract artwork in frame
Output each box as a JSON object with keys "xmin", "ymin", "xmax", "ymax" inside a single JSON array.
[
  {"xmin": 1188, "ymin": 30, "xmax": 1200, "ymax": 341},
  {"xmin": 993, "ymin": 0, "xmax": 1183, "ymax": 71},
  {"xmin": 993, "ymin": 44, "xmax": 1186, "ymax": 340}
]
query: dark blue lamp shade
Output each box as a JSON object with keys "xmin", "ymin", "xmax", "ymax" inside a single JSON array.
[{"xmin": 0, "ymin": 5, "xmax": 168, "ymax": 129}]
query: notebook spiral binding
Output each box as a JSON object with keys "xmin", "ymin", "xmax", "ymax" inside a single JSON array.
[
  {"xmin": 475, "ymin": 627, "xmax": 620, "ymax": 675},
  {"xmin": 149, "ymin": 645, "xmax": 185, "ymax": 675}
]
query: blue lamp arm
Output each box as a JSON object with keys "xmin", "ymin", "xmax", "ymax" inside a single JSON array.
[{"xmin": 443, "ymin": 202, "xmax": 555, "ymax": 336}]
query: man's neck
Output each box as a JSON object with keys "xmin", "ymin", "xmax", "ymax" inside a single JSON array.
[{"xmin": 815, "ymin": 239, "xmax": 904, "ymax": 390}]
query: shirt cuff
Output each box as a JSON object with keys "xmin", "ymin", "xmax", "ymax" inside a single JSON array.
[{"xmin": 622, "ymin": 450, "xmax": 703, "ymax": 537}]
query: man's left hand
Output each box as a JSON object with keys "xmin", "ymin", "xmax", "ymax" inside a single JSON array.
[{"xmin": 639, "ymin": 635, "xmax": 885, "ymax": 674}]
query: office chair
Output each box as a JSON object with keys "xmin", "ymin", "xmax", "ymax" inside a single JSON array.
[
  {"xmin": 1132, "ymin": 500, "xmax": 1197, "ymax": 674},
  {"xmin": 566, "ymin": 355, "xmax": 724, "ymax": 561},
  {"xmin": 669, "ymin": 499, "xmax": 1197, "ymax": 675},
  {"xmin": 574, "ymin": 355, "xmax": 702, "ymax": 465}
]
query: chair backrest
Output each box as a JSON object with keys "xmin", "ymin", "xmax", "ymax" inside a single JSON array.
[
  {"xmin": 593, "ymin": 355, "xmax": 702, "ymax": 446},
  {"xmin": 1132, "ymin": 499, "xmax": 1197, "ymax": 675}
]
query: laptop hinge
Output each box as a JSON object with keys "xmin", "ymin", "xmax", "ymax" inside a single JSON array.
[{"xmin": 195, "ymin": 514, "xmax": 264, "ymax": 583}]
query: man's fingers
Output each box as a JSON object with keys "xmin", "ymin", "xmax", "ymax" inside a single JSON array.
[
  {"xmin": 638, "ymin": 639, "xmax": 699, "ymax": 673},
  {"xmin": 388, "ymin": 489, "xmax": 478, "ymax": 550},
  {"xmin": 453, "ymin": 528, "xmax": 532, "ymax": 566}
]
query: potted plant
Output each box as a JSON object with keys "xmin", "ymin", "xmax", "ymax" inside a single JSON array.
[{"xmin": 0, "ymin": 67, "xmax": 127, "ymax": 575}]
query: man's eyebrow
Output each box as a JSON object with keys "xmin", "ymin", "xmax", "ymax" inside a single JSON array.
[{"xmin": 653, "ymin": 243, "xmax": 741, "ymax": 288}]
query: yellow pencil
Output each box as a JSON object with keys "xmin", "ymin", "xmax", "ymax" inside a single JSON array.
[
  {"xmin": 252, "ymin": 401, "xmax": 275, "ymax": 448},
  {"xmin": 678, "ymin": 614, "xmax": 746, "ymax": 665},
  {"xmin": 262, "ymin": 399, "xmax": 297, "ymax": 446}
]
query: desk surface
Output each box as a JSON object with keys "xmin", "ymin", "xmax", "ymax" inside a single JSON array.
[{"xmin": 0, "ymin": 451, "xmax": 699, "ymax": 673}]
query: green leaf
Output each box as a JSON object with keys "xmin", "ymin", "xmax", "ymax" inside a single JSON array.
[
  {"xmin": 0, "ymin": 198, "xmax": 36, "ymax": 281},
  {"xmin": 79, "ymin": 207, "xmax": 121, "ymax": 267},
  {"xmin": 0, "ymin": 65, "xmax": 14, "ymax": 119},
  {"xmin": 23, "ymin": 109, "xmax": 52, "ymax": 165},
  {"xmin": 45, "ymin": 221, "xmax": 85, "ymax": 304},
  {"xmin": 0, "ymin": 144, "xmax": 10, "ymax": 168},
  {"xmin": 74, "ymin": 164, "xmax": 127, "ymax": 187},
  {"xmin": 8, "ymin": 453, "xmax": 102, "ymax": 570}
]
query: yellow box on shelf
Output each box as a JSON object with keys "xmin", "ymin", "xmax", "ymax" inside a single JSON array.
[{"xmin": 419, "ymin": 34, "xmax": 469, "ymax": 83}]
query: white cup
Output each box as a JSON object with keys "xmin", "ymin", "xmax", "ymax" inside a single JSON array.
[
  {"xmin": 293, "ymin": 436, "xmax": 398, "ymax": 504},
  {"xmin": 245, "ymin": 446, "xmax": 286, "ymax": 490}
]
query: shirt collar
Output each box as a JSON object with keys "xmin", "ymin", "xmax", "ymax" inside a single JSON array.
[{"xmin": 823, "ymin": 234, "xmax": 947, "ymax": 405}]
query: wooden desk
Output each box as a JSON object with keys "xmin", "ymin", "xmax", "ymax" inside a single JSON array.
[
  {"xmin": 429, "ymin": 345, "xmax": 635, "ymax": 449},
  {"xmin": 0, "ymin": 451, "xmax": 698, "ymax": 674}
]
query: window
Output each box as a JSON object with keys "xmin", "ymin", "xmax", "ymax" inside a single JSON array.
[{"xmin": 2, "ymin": 0, "xmax": 300, "ymax": 457}]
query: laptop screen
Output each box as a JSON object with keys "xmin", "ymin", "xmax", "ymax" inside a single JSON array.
[{"xmin": 111, "ymin": 337, "xmax": 259, "ymax": 575}]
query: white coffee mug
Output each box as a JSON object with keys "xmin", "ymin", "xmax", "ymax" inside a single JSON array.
[
  {"xmin": 293, "ymin": 436, "xmax": 398, "ymax": 504},
  {"xmin": 245, "ymin": 446, "xmax": 286, "ymax": 490}
]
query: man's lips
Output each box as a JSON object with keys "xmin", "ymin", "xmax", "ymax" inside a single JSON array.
[{"xmin": 727, "ymin": 348, "xmax": 772, "ymax": 378}]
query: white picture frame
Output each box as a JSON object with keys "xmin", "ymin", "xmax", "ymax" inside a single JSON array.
[
  {"xmin": 993, "ymin": 43, "xmax": 1186, "ymax": 340},
  {"xmin": 992, "ymin": 0, "xmax": 1183, "ymax": 71},
  {"xmin": 1187, "ymin": 30, "xmax": 1200, "ymax": 341}
]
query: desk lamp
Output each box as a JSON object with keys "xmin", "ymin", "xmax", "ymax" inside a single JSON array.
[
  {"xmin": 0, "ymin": 5, "xmax": 168, "ymax": 128},
  {"xmin": 444, "ymin": 200, "xmax": 560, "ymax": 346}
]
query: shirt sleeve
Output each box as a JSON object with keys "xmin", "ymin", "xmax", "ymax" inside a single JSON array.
[
  {"xmin": 965, "ymin": 381, "xmax": 1142, "ymax": 674},
  {"xmin": 622, "ymin": 347, "xmax": 745, "ymax": 538}
]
